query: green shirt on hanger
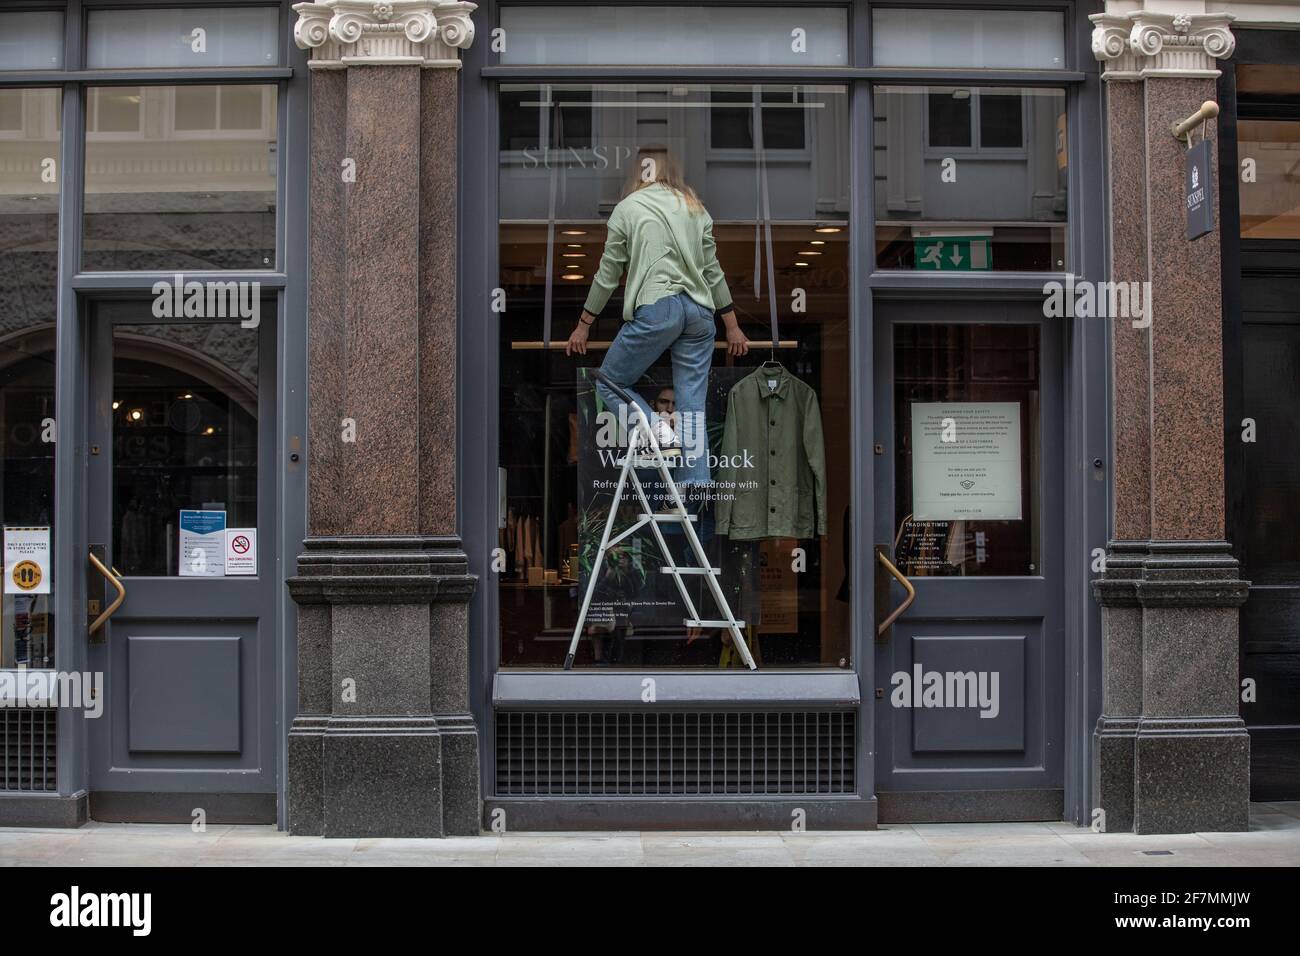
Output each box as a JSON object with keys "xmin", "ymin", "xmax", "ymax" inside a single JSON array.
[
  {"xmin": 582, "ymin": 183, "xmax": 734, "ymax": 322},
  {"xmin": 716, "ymin": 364, "xmax": 828, "ymax": 541}
]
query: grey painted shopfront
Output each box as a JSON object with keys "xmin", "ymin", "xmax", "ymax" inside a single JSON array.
[{"xmin": 0, "ymin": 0, "xmax": 1296, "ymax": 837}]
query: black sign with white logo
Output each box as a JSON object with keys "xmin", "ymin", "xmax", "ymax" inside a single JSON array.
[{"xmin": 1185, "ymin": 138, "xmax": 1214, "ymax": 241}]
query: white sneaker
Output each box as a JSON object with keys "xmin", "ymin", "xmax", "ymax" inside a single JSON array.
[{"xmin": 651, "ymin": 418, "xmax": 681, "ymax": 454}]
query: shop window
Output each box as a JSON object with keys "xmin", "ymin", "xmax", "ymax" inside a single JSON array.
[
  {"xmin": 0, "ymin": 88, "xmax": 61, "ymax": 669},
  {"xmin": 498, "ymin": 6, "xmax": 848, "ymax": 66},
  {"xmin": 872, "ymin": 8, "xmax": 1065, "ymax": 70},
  {"xmin": 86, "ymin": 7, "xmax": 279, "ymax": 69},
  {"xmin": 0, "ymin": 11, "xmax": 64, "ymax": 71},
  {"xmin": 83, "ymin": 84, "xmax": 278, "ymax": 271},
  {"xmin": 893, "ymin": 324, "xmax": 1041, "ymax": 577},
  {"xmin": 497, "ymin": 83, "xmax": 851, "ymax": 669},
  {"xmin": 876, "ymin": 86, "xmax": 1067, "ymax": 270}
]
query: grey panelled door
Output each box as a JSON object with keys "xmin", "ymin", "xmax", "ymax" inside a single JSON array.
[
  {"xmin": 872, "ymin": 302, "xmax": 1064, "ymax": 822},
  {"xmin": 86, "ymin": 306, "xmax": 277, "ymax": 823}
]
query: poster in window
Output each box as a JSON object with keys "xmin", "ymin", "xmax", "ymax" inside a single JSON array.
[{"xmin": 911, "ymin": 402, "xmax": 1022, "ymax": 520}]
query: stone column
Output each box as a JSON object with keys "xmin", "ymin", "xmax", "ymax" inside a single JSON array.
[
  {"xmin": 1091, "ymin": 8, "xmax": 1250, "ymax": 834},
  {"xmin": 285, "ymin": 0, "xmax": 480, "ymax": 838}
]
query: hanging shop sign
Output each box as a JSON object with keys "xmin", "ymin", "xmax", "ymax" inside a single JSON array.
[
  {"xmin": 1185, "ymin": 138, "xmax": 1214, "ymax": 241},
  {"xmin": 4, "ymin": 526, "xmax": 51, "ymax": 594},
  {"xmin": 911, "ymin": 402, "xmax": 1022, "ymax": 521}
]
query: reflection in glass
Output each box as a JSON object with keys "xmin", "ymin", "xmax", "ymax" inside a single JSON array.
[
  {"xmin": 86, "ymin": 7, "xmax": 279, "ymax": 69},
  {"xmin": 876, "ymin": 87, "xmax": 1067, "ymax": 270},
  {"xmin": 0, "ymin": 12, "xmax": 65, "ymax": 71},
  {"xmin": 0, "ymin": 89, "xmax": 60, "ymax": 668},
  {"xmin": 893, "ymin": 324, "xmax": 1041, "ymax": 577},
  {"xmin": 84, "ymin": 85, "xmax": 277, "ymax": 271},
  {"xmin": 499, "ymin": 7, "xmax": 848, "ymax": 66},
  {"xmin": 111, "ymin": 322, "xmax": 258, "ymax": 577},
  {"xmin": 872, "ymin": 9, "xmax": 1065, "ymax": 69},
  {"xmin": 498, "ymin": 84, "xmax": 851, "ymax": 669},
  {"xmin": 1238, "ymin": 119, "xmax": 1300, "ymax": 239}
]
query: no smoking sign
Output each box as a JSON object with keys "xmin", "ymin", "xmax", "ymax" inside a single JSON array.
[{"xmin": 224, "ymin": 529, "xmax": 257, "ymax": 575}]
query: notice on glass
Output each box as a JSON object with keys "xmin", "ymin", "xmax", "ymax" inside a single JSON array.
[
  {"xmin": 911, "ymin": 403, "xmax": 1022, "ymax": 520},
  {"xmin": 225, "ymin": 529, "xmax": 257, "ymax": 576},
  {"xmin": 179, "ymin": 510, "xmax": 226, "ymax": 577},
  {"xmin": 4, "ymin": 527, "xmax": 51, "ymax": 594}
]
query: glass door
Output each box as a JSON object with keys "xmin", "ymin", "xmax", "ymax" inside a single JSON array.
[
  {"xmin": 872, "ymin": 303, "xmax": 1064, "ymax": 820},
  {"xmin": 84, "ymin": 302, "xmax": 278, "ymax": 822}
]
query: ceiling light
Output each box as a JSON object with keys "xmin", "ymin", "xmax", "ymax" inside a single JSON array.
[
  {"xmin": 561, "ymin": 229, "xmax": 586, "ymax": 236},
  {"xmin": 814, "ymin": 226, "xmax": 842, "ymax": 234},
  {"xmin": 562, "ymin": 273, "xmax": 585, "ymax": 280}
]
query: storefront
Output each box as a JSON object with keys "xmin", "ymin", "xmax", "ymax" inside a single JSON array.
[
  {"xmin": 0, "ymin": 0, "xmax": 1295, "ymax": 836},
  {"xmin": 460, "ymin": 1, "xmax": 1105, "ymax": 829}
]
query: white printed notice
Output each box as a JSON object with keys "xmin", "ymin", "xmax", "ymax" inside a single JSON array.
[
  {"xmin": 225, "ymin": 529, "xmax": 257, "ymax": 576},
  {"xmin": 911, "ymin": 402, "xmax": 1022, "ymax": 520},
  {"xmin": 4, "ymin": 526, "xmax": 51, "ymax": 594},
  {"xmin": 179, "ymin": 510, "xmax": 226, "ymax": 577}
]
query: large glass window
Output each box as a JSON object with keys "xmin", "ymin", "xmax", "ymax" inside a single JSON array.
[
  {"xmin": 1237, "ymin": 117, "xmax": 1300, "ymax": 239},
  {"xmin": 498, "ymin": 84, "xmax": 851, "ymax": 668},
  {"xmin": 83, "ymin": 84, "xmax": 278, "ymax": 271},
  {"xmin": 499, "ymin": 7, "xmax": 849, "ymax": 66},
  {"xmin": 0, "ymin": 89, "xmax": 61, "ymax": 669},
  {"xmin": 872, "ymin": 8, "xmax": 1065, "ymax": 70},
  {"xmin": 875, "ymin": 87, "xmax": 1068, "ymax": 270},
  {"xmin": 86, "ymin": 7, "xmax": 280, "ymax": 69},
  {"xmin": 0, "ymin": 12, "xmax": 65, "ymax": 71}
]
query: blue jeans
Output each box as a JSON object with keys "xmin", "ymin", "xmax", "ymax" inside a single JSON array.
[{"xmin": 597, "ymin": 292, "xmax": 715, "ymax": 488}]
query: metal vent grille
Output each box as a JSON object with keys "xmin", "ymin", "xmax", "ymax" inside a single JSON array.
[
  {"xmin": 496, "ymin": 711, "xmax": 856, "ymax": 796},
  {"xmin": 2, "ymin": 708, "xmax": 57, "ymax": 792}
]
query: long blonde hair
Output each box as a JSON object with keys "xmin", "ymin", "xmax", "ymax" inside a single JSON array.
[{"xmin": 623, "ymin": 145, "xmax": 704, "ymax": 214}]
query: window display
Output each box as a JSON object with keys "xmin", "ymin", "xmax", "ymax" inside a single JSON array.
[{"xmin": 498, "ymin": 83, "xmax": 850, "ymax": 668}]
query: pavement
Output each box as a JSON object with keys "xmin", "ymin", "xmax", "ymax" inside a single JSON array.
[{"xmin": 3, "ymin": 802, "xmax": 1299, "ymax": 866}]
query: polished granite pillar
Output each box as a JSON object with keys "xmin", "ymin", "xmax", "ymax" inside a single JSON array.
[
  {"xmin": 1091, "ymin": 9, "xmax": 1249, "ymax": 834},
  {"xmin": 286, "ymin": 1, "xmax": 480, "ymax": 838}
]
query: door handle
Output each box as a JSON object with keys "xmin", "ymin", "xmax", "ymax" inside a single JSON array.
[
  {"xmin": 875, "ymin": 545, "xmax": 915, "ymax": 641},
  {"xmin": 88, "ymin": 551, "xmax": 126, "ymax": 636}
]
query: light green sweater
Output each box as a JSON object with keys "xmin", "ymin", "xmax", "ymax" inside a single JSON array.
[{"xmin": 582, "ymin": 183, "xmax": 734, "ymax": 322}]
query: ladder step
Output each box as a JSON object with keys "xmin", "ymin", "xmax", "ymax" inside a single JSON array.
[
  {"xmin": 684, "ymin": 619, "xmax": 746, "ymax": 629},
  {"xmin": 650, "ymin": 513, "xmax": 696, "ymax": 522},
  {"xmin": 661, "ymin": 567, "xmax": 721, "ymax": 575}
]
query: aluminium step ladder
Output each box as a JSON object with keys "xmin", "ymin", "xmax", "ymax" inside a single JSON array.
[{"xmin": 564, "ymin": 371, "xmax": 756, "ymax": 670}]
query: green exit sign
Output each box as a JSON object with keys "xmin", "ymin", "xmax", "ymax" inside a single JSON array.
[{"xmin": 913, "ymin": 236, "xmax": 992, "ymax": 271}]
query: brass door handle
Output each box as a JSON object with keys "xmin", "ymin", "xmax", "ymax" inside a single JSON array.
[
  {"xmin": 876, "ymin": 548, "xmax": 916, "ymax": 637},
  {"xmin": 88, "ymin": 551, "xmax": 126, "ymax": 635}
]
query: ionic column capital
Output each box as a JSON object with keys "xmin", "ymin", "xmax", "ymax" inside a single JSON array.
[
  {"xmin": 1090, "ymin": 10, "xmax": 1235, "ymax": 81},
  {"xmin": 293, "ymin": 0, "xmax": 477, "ymax": 70}
]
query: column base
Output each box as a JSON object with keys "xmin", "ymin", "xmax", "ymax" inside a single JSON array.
[
  {"xmin": 1092, "ymin": 715, "xmax": 1139, "ymax": 832},
  {"xmin": 1134, "ymin": 716, "xmax": 1250, "ymax": 834},
  {"xmin": 288, "ymin": 714, "xmax": 480, "ymax": 837}
]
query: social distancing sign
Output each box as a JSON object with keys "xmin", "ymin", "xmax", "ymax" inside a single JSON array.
[{"xmin": 4, "ymin": 527, "xmax": 51, "ymax": 594}]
